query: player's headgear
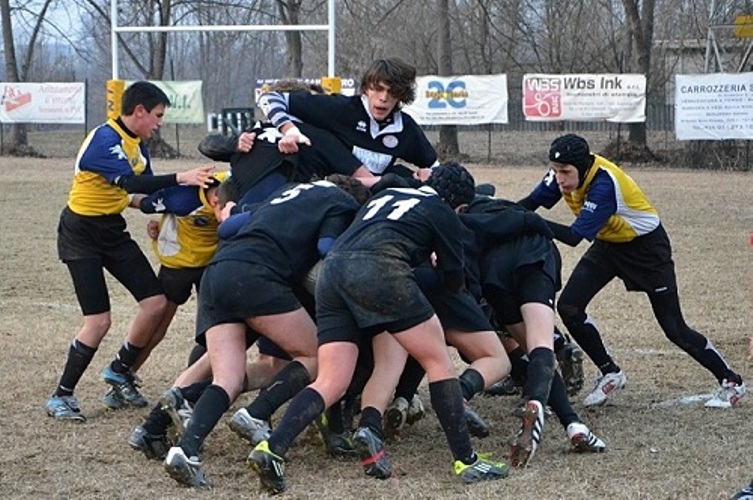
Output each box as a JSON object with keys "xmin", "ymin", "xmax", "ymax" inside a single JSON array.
[
  {"xmin": 425, "ymin": 161, "xmax": 476, "ymax": 209},
  {"xmin": 549, "ymin": 134, "xmax": 593, "ymax": 185}
]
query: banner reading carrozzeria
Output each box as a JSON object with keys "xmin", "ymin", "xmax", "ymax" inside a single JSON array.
[
  {"xmin": 0, "ymin": 82, "xmax": 85, "ymax": 124},
  {"xmin": 522, "ymin": 74, "xmax": 646, "ymax": 122},
  {"xmin": 675, "ymin": 73, "xmax": 753, "ymax": 140},
  {"xmin": 403, "ymin": 75, "xmax": 508, "ymax": 125}
]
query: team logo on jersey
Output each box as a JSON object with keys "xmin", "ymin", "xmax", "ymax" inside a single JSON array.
[
  {"xmin": 356, "ymin": 120, "xmax": 367, "ymax": 132},
  {"xmin": 583, "ymin": 200, "xmax": 598, "ymax": 213},
  {"xmin": 382, "ymin": 135, "xmax": 398, "ymax": 148},
  {"xmin": 109, "ymin": 144, "xmax": 128, "ymax": 161}
]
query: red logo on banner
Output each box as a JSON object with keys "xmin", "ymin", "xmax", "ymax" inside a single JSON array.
[
  {"xmin": 523, "ymin": 77, "xmax": 561, "ymax": 118},
  {"xmin": 2, "ymin": 86, "xmax": 32, "ymax": 113}
]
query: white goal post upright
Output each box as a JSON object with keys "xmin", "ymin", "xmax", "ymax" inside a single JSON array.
[{"xmin": 109, "ymin": 0, "xmax": 337, "ymax": 79}]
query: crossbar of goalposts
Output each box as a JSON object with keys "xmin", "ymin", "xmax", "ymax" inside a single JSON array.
[{"xmin": 109, "ymin": 0, "xmax": 337, "ymax": 79}]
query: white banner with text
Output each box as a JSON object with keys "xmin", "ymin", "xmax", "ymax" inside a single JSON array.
[
  {"xmin": 0, "ymin": 82, "xmax": 85, "ymax": 124},
  {"xmin": 522, "ymin": 74, "xmax": 646, "ymax": 122},
  {"xmin": 675, "ymin": 73, "xmax": 753, "ymax": 140},
  {"xmin": 403, "ymin": 74, "xmax": 508, "ymax": 125}
]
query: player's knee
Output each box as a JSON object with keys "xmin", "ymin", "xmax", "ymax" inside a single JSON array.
[
  {"xmin": 140, "ymin": 293, "xmax": 168, "ymax": 316},
  {"xmin": 556, "ymin": 301, "xmax": 582, "ymax": 324}
]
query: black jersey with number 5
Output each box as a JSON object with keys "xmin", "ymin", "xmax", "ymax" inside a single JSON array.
[{"xmin": 212, "ymin": 180, "xmax": 361, "ymax": 279}]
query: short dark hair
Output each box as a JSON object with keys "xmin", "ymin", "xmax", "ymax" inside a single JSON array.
[
  {"xmin": 325, "ymin": 174, "xmax": 372, "ymax": 205},
  {"xmin": 270, "ymin": 79, "xmax": 323, "ymax": 94},
  {"xmin": 359, "ymin": 58, "xmax": 417, "ymax": 105},
  {"xmin": 121, "ymin": 81, "xmax": 170, "ymax": 115}
]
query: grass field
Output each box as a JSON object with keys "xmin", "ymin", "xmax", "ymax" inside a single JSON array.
[{"xmin": 0, "ymin": 154, "xmax": 751, "ymax": 499}]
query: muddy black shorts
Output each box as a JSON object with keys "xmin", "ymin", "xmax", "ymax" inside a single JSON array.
[
  {"xmin": 195, "ymin": 260, "xmax": 302, "ymax": 342},
  {"xmin": 316, "ymin": 252, "xmax": 434, "ymax": 345}
]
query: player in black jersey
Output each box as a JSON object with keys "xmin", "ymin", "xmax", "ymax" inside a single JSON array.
[
  {"xmin": 247, "ymin": 163, "xmax": 508, "ymax": 495},
  {"xmin": 461, "ymin": 196, "xmax": 605, "ymax": 466},
  {"xmin": 162, "ymin": 176, "xmax": 367, "ymax": 488},
  {"xmin": 259, "ymin": 58, "xmax": 439, "ymax": 188}
]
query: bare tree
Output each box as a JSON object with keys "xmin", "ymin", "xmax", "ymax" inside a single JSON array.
[
  {"xmin": 436, "ymin": 0, "xmax": 459, "ymax": 158},
  {"xmin": 0, "ymin": 0, "xmax": 54, "ymax": 155},
  {"xmin": 622, "ymin": 0, "xmax": 656, "ymax": 150}
]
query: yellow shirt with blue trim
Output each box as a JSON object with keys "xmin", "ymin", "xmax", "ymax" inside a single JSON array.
[
  {"xmin": 68, "ymin": 118, "xmax": 151, "ymax": 216},
  {"xmin": 531, "ymin": 154, "xmax": 660, "ymax": 243}
]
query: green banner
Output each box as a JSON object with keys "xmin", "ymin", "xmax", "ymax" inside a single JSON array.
[{"xmin": 127, "ymin": 80, "xmax": 204, "ymax": 124}]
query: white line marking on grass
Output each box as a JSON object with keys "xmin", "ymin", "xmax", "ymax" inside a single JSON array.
[{"xmin": 650, "ymin": 393, "xmax": 716, "ymax": 409}]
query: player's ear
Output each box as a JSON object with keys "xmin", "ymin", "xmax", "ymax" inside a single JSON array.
[{"xmin": 454, "ymin": 203, "xmax": 469, "ymax": 214}]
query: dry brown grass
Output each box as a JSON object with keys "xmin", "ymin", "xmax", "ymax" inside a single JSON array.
[{"xmin": 1, "ymin": 155, "xmax": 752, "ymax": 499}]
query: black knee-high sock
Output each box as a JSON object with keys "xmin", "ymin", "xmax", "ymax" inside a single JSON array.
[
  {"xmin": 326, "ymin": 400, "xmax": 345, "ymax": 434},
  {"xmin": 458, "ymin": 368, "xmax": 485, "ymax": 402},
  {"xmin": 548, "ymin": 372, "xmax": 579, "ymax": 429},
  {"xmin": 177, "ymin": 384, "xmax": 230, "ymax": 458},
  {"xmin": 246, "ymin": 361, "xmax": 311, "ymax": 421},
  {"xmin": 142, "ymin": 403, "xmax": 173, "ymax": 436},
  {"xmin": 179, "ymin": 379, "xmax": 212, "ymax": 404},
  {"xmin": 429, "ymin": 379, "xmax": 475, "ymax": 465},
  {"xmin": 357, "ymin": 406, "xmax": 384, "ymax": 438},
  {"xmin": 553, "ymin": 326, "xmax": 567, "ymax": 354},
  {"xmin": 507, "ymin": 346, "xmax": 527, "ymax": 385},
  {"xmin": 268, "ymin": 387, "xmax": 325, "ymax": 457},
  {"xmin": 55, "ymin": 339, "xmax": 97, "ymax": 396},
  {"xmin": 110, "ymin": 341, "xmax": 144, "ymax": 373},
  {"xmin": 525, "ymin": 347, "xmax": 556, "ymax": 404},
  {"xmin": 394, "ymin": 356, "xmax": 426, "ymax": 400}
]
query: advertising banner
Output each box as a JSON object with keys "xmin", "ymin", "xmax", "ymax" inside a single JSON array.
[
  {"xmin": 522, "ymin": 73, "xmax": 646, "ymax": 122},
  {"xmin": 131, "ymin": 80, "xmax": 204, "ymax": 124},
  {"xmin": 0, "ymin": 82, "xmax": 85, "ymax": 124},
  {"xmin": 403, "ymin": 74, "xmax": 508, "ymax": 125},
  {"xmin": 675, "ymin": 73, "xmax": 753, "ymax": 140}
]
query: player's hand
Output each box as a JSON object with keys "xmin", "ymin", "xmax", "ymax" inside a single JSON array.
[
  {"xmin": 278, "ymin": 126, "xmax": 311, "ymax": 154},
  {"xmin": 414, "ymin": 168, "xmax": 433, "ymax": 182},
  {"xmin": 146, "ymin": 220, "xmax": 159, "ymax": 240},
  {"xmin": 176, "ymin": 164, "xmax": 215, "ymax": 188},
  {"xmin": 220, "ymin": 201, "xmax": 237, "ymax": 222},
  {"xmin": 748, "ymin": 337, "xmax": 753, "ymax": 361},
  {"xmin": 237, "ymin": 131, "xmax": 256, "ymax": 153}
]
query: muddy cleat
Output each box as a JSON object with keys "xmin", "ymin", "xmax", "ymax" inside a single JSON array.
[
  {"xmin": 454, "ymin": 453, "xmax": 509, "ymax": 483},
  {"xmin": 583, "ymin": 371, "xmax": 626, "ymax": 407},
  {"xmin": 566, "ymin": 422, "xmax": 606, "ymax": 453},
  {"xmin": 484, "ymin": 376, "xmax": 522, "ymax": 397},
  {"xmin": 102, "ymin": 389, "xmax": 126, "ymax": 410},
  {"xmin": 406, "ymin": 394, "xmax": 426, "ymax": 425},
  {"xmin": 129, "ymin": 425, "xmax": 170, "ymax": 460},
  {"xmin": 314, "ymin": 414, "xmax": 356, "ymax": 457},
  {"xmin": 164, "ymin": 446, "xmax": 209, "ymax": 488},
  {"xmin": 228, "ymin": 408, "xmax": 271, "ymax": 446},
  {"xmin": 557, "ymin": 342, "xmax": 585, "ymax": 396},
  {"xmin": 353, "ymin": 426, "xmax": 392, "ymax": 479},
  {"xmin": 705, "ymin": 378, "xmax": 745, "ymax": 409},
  {"xmin": 509, "ymin": 400, "xmax": 544, "ymax": 468},
  {"xmin": 160, "ymin": 388, "xmax": 192, "ymax": 441},
  {"xmin": 463, "ymin": 399, "xmax": 490, "ymax": 438},
  {"xmin": 384, "ymin": 396, "xmax": 409, "ymax": 440},
  {"xmin": 46, "ymin": 395, "xmax": 86, "ymax": 422},
  {"xmin": 102, "ymin": 366, "xmax": 148, "ymax": 407},
  {"xmin": 248, "ymin": 440, "xmax": 286, "ymax": 494}
]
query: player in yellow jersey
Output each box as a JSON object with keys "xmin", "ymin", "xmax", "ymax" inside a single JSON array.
[
  {"xmin": 518, "ymin": 134, "xmax": 745, "ymax": 409},
  {"xmin": 46, "ymin": 81, "xmax": 214, "ymax": 422},
  {"xmin": 100, "ymin": 172, "xmax": 229, "ymax": 409}
]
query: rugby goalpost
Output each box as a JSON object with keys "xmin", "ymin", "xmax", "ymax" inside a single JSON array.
[{"xmin": 107, "ymin": 0, "xmax": 338, "ymax": 116}]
